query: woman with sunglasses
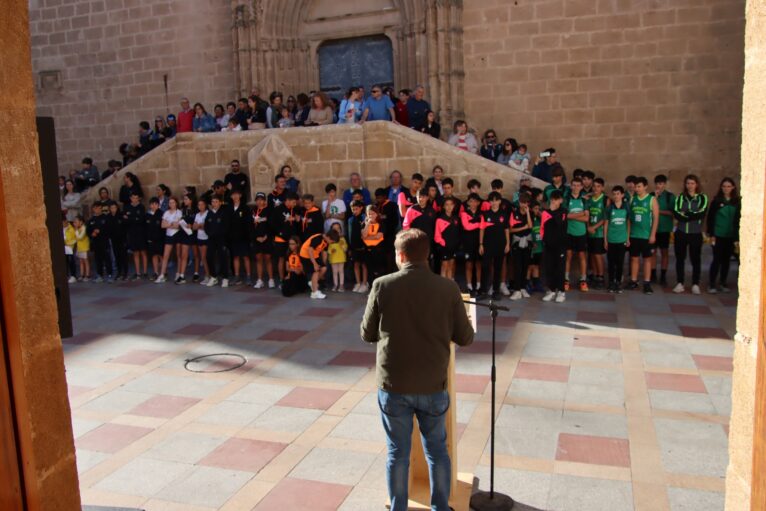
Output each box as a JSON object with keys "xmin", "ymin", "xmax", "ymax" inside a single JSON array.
[{"xmin": 496, "ymin": 138, "xmax": 519, "ymax": 166}]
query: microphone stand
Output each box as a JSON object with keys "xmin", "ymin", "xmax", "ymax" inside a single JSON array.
[{"xmin": 464, "ymin": 299, "xmax": 514, "ymax": 511}]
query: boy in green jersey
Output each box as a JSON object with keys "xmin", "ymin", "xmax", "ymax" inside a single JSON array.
[
  {"xmin": 603, "ymin": 185, "xmax": 630, "ymax": 292},
  {"xmin": 564, "ymin": 178, "xmax": 589, "ymax": 292},
  {"xmin": 528, "ymin": 201, "xmax": 544, "ymax": 293},
  {"xmin": 652, "ymin": 174, "xmax": 675, "ymax": 286},
  {"xmin": 586, "ymin": 177, "xmax": 608, "ymax": 289},
  {"xmin": 628, "ymin": 177, "xmax": 660, "ymax": 294},
  {"xmin": 624, "ymin": 175, "xmax": 637, "ymax": 202},
  {"xmin": 543, "ymin": 165, "xmax": 570, "ymax": 205}
]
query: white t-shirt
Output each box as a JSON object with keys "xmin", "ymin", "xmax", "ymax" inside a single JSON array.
[
  {"xmin": 194, "ymin": 211, "xmax": 209, "ymax": 240},
  {"xmin": 321, "ymin": 198, "xmax": 347, "ymax": 233},
  {"xmin": 163, "ymin": 209, "xmax": 183, "ymax": 236}
]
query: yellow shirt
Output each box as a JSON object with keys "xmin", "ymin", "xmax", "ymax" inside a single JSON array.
[
  {"xmin": 327, "ymin": 238, "xmax": 348, "ymax": 264},
  {"xmin": 64, "ymin": 224, "xmax": 77, "ymax": 249},
  {"xmin": 75, "ymin": 226, "xmax": 90, "ymax": 253}
]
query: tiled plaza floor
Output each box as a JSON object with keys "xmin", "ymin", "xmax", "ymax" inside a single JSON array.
[{"xmin": 65, "ymin": 268, "xmax": 735, "ymax": 511}]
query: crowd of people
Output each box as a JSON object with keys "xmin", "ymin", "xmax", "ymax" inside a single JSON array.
[{"xmin": 60, "ymin": 154, "xmax": 741, "ymax": 301}]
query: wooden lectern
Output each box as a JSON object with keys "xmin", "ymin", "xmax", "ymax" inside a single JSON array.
[{"xmin": 387, "ymin": 296, "xmax": 476, "ymax": 510}]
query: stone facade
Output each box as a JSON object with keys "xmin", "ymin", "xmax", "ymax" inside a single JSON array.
[
  {"xmin": 81, "ymin": 121, "xmax": 545, "ymax": 205},
  {"xmin": 30, "ymin": 0, "xmax": 744, "ymax": 189}
]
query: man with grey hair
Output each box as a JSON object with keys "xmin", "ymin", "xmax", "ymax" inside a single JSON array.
[
  {"xmin": 407, "ymin": 85, "xmax": 431, "ymax": 130},
  {"xmin": 361, "ymin": 228, "xmax": 474, "ymax": 511},
  {"xmin": 342, "ymin": 172, "xmax": 372, "ymax": 206},
  {"xmin": 177, "ymin": 97, "xmax": 194, "ymax": 133}
]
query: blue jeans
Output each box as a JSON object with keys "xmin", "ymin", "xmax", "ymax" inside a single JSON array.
[{"xmin": 378, "ymin": 389, "xmax": 451, "ymax": 511}]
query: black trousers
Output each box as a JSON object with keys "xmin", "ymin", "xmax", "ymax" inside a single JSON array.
[
  {"xmin": 544, "ymin": 246, "xmax": 566, "ymax": 291},
  {"xmin": 480, "ymin": 245, "xmax": 505, "ymax": 293},
  {"xmin": 111, "ymin": 239, "xmax": 128, "ymax": 277},
  {"xmin": 607, "ymin": 243, "xmax": 627, "ymax": 284},
  {"xmin": 93, "ymin": 243, "xmax": 112, "ymax": 277},
  {"xmin": 207, "ymin": 239, "xmax": 230, "ymax": 279},
  {"xmin": 709, "ymin": 237, "xmax": 735, "ymax": 286},
  {"xmin": 511, "ymin": 245, "xmax": 531, "ymax": 291},
  {"xmin": 66, "ymin": 254, "xmax": 76, "ymax": 277},
  {"xmin": 674, "ymin": 232, "xmax": 703, "ymax": 285}
]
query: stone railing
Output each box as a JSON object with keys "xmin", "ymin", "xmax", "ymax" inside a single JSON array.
[{"xmin": 81, "ymin": 121, "xmax": 545, "ymax": 206}]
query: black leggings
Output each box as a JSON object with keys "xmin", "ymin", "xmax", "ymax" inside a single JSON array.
[
  {"xmin": 709, "ymin": 237, "xmax": 735, "ymax": 287},
  {"xmin": 544, "ymin": 246, "xmax": 566, "ymax": 291},
  {"xmin": 511, "ymin": 246, "xmax": 531, "ymax": 291},
  {"xmin": 607, "ymin": 243, "xmax": 627, "ymax": 284},
  {"xmin": 481, "ymin": 246, "xmax": 505, "ymax": 293},
  {"xmin": 674, "ymin": 232, "xmax": 703, "ymax": 285}
]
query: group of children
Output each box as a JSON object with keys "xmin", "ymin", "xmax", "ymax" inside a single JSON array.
[{"xmin": 62, "ymin": 164, "xmax": 740, "ymax": 302}]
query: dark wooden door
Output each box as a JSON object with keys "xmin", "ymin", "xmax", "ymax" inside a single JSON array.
[
  {"xmin": 0, "ymin": 310, "xmax": 24, "ymax": 510},
  {"xmin": 318, "ymin": 35, "xmax": 394, "ymax": 101}
]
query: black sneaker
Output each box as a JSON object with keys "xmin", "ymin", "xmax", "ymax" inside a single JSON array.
[
  {"xmin": 476, "ymin": 292, "xmax": 490, "ymax": 301},
  {"xmin": 491, "ymin": 292, "xmax": 502, "ymax": 301},
  {"xmin": 626, "ymin": 281, "xmax": 639, "ymax": 290},
  {"xmin": 659, "ymin": 277, "xmax": 667, "ymax": 287},
  {"xmin": 643, "ymin": 283, "xmax": 653, "ymax": 295},
  {"xmin": 192, "ymin": 273, "xmax": 200, "ymax": 283},
  {"xmin": 650, "ymin": 270, "xmax": 657, "ymax": 283}
]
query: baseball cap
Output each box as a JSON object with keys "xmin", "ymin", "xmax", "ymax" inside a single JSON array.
[
  {"xmin": 255, "ymin": 192, "xmax": 266, "ymax": 200},
  {"xmin": 167, "ymin": 114, "xmax": 176, "ymax": 121}
]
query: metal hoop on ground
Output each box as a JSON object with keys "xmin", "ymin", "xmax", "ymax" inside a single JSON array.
[{"xmin": 183, "ymin": 353, "xmax": 247, "ymax": 373}]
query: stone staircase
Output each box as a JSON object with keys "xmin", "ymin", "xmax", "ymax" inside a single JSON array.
[{"xmin": 82, "ymin": 121, "xmax": 545, "ymax": 206}]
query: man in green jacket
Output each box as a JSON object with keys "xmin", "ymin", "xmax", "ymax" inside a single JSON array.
[{"xmin": 361, "ymin": 228, "xmax": 474, "ymax": 511}]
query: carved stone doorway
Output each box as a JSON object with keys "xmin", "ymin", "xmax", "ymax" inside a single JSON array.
[{"xmin": 318, "ymin": 35, "xmax": 394, "ymax": 101}]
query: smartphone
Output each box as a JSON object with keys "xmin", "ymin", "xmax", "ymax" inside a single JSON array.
[{"xmin": 539, "ymin": 151, "xmax": 551, "ymax": 158}]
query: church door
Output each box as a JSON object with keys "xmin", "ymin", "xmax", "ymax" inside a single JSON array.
[{"xmin": 318, "ymin": 35, "xmax": 394, "ymax": 101}]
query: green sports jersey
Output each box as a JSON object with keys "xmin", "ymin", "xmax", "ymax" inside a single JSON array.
[
  {"xmin": 655, "ymin": 190, "xmax": 675, "ymax": 233},
  {"xmin": 566, "ymin": 194, "xmax": 587, "ymax": 236},
  {"xmin": 543, "ymin": 184, "xmax": 571, "ymax": 205},
  {"xmin": 532, "ymin": 216, "xmax": 543, "ymax": 255},
  {"xmin": 606, "ymin": 204, "xmax": 629, "ymax": 244},
  {"xmin": 630, "ymin": 193, "xmax": 654, "ymax": 240},
  {"xmin": 713, "ymin": 199, "xmax": 737, "ymax": 238},
  {"xmin": 587, "ymin": 193, "xmax": 606, "ymax": 238}
]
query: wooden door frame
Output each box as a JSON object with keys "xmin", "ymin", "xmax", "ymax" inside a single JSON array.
[{"xmin": 752, "ymin": 160, "xmax": 766, "ymax": 510}]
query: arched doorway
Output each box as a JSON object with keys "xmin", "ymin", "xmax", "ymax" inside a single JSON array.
[{"xmin": 318, "ymin": 35, "xmax": 394, "ymax": 101}]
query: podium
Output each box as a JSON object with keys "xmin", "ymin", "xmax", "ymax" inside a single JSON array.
[{"xmin": 387, "ymin": 297, "xmax": 476, "ymax": 510}]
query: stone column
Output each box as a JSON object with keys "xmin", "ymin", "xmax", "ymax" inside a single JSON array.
[
  {"xmin": 725, "ymin": 2, "xmax": 766, "ymax": 509},
  {"xmin": 0, "ymin": 0, "xmax": 80, "ymax": 509}
]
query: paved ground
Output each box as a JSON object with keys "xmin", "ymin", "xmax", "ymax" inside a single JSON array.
[{"xmin": 65, "ymin": 264, "xmax": 735, "ymax": 511}]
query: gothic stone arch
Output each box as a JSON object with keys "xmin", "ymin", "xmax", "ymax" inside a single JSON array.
[{"xmin": 231, "ymin": 0, "xmax": 465, "ymax": 128}]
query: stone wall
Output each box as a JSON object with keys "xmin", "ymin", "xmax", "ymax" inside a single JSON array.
[
  {"xmin": 31, "ymin": 0, "xmax": 746, "ymax": 189},
  {"xmin": 30, "ymin": 0, "xmax": 235, "ymax": 173},
  {"xmin": 83, "ymin": 122, "xmax": 544, "ymax": 205},
  {"xmin": 725, "ymin": 1, "xmax": 766, "ymax": 509},
  {"xmin": 462, "ymin": 0, "xmax": 746, "ymax": 189},
  {"xmin": 1, "ymin": 0, "xmax": 81, "ymax": 508}
]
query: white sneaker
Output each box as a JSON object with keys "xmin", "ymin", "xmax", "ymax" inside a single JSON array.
[
  {"xmin": 673, "ymin": 283, "xmax": 685, "ymax": 294},
  {"xmin": 310, "ymin": 290, "xmax": 327, "ymax": 300},
  {"xmin": 510, "ymin": 290, "xmax": 522, "ymax": 301},
  {"xmin": 500, "ymin": 283, "xmax": 511, "ymax": 296},
  {"xmin": 253, "ymin": 279, "xmax": 264, "ymax": 289},
  {"xmin": 154, "ymin": 274, "xmax": 166, "ymax": 283},
  {"xmin": 199, "ymin": 277, "xmax": 209, "ymax": 286},
  {"xmin": 359, "ymin": 283, "xmax": 369, "ymax": 294},
  {"xmin": 268, "ymin": 279, "xmax": 275, "ymax": 289},
  {"xmin": 68, "ymin": 276, "xmax": 77, "ymax": 284},
  {"xmin": 466, "ymin": 283, "xmax": 474, "ymax": 292},
  {"xmin": 206, "ymin": 277, "xmax": 218, "ymax": 287},
  {"xmin": 708, "ymin": 287, "xmax": 718, "ymax": 295},
  {"xmin": 221, "ymin": 278, "xmax": 229, "ymax": 288},
  {"xmin": 542, "ymin": 291, "xmax": 556, "ymax": 302},
  {"xmin": 691, "ymin": 284, "xmax": 701, "ymax": 295},
  {"xmin": 720, "ymin": 286, "xmax": 731, "ymax": 293},
  {"xmin": 520, "ymin": 289, "xmax": 531, "ymax": 298},
  {"xmin": 555, "ymin": 291, "xmax": 566, "ymax": 303},
  {"xmin": 352, "ymin": 283, "xmax": 361, "ymax": 293}
]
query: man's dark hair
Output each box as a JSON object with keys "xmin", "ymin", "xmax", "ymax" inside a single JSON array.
[
  {"xmin": 519, "ymin": 143, "xmax": 528, "ymax": 151},
  {"xmin": 231, "ymin": 159, "xmax": 240, "ymax": 165},
  {"xmin": 302, "ymin": 193, "xmax": 314, "ymax": 202},
  {"xmin": 149, "ymin": 197, "xmax": 159, "ymax": 205},
  {"xmin": 625, "ymin": 175, "xmax": 637, "ymax": 184},
  {"xmin": 654, "ymin": 174, "xmax": 668, "ymax": 184},
  {"xmin": 82, "ymin": 157, "xmax": 93, "ymax": 165},
  {"xmin": 269, "ymin": 91, "xmax": 283, "ymax": 102},
  {"xmin": 518, "ymin": 192, "xmax": 531, "ymax": 204},
  {"xmin": 467, "ymin": 179, "xmax": 480, "ymax": 189},
  {"xmin": 531, "ymin": 187, "xmax": 543, "ymax": 198},
  {"xmin": 467, "ymin": 192, "xmax": 482, "ymax": 203},
  {"xmin": 612, "ymin": 185, "xmax": 625, "ymax": 194},
  {"xmin": 226, "ymin": 101, "xmax": 237, "ymax": 109},
  {"xmin": 275, "ymin": 174, "xmax": 286, "ymax": 183},
  {"xmin": 549, "ymin": 190, "xmax": 564, "ymax": 201},
  {"xmin": 583, "ymin": 170, "xmax": 595, "ymax": 180},
  {"xmin": 634, "ymin": 176, "xmax": 649, "ymax": 187},
  {"xmin": 442, "ymin": 177, "xmax": 454, "ymax": 187},
  {"xmin": 398, "ymin": 88, "xmax": 411, "ymax": 96},
  {"xmin": 519, "ymin": 185, "xmax": 532, "ymax": 195},
  {"xmin": 325, "ymin": 183, "xmax": 337, "ymax": 193},
  {"xmin": 491, "ymin": 179, "xmax": 504, "ymax": 190},
  {"xmin": 571, "ymin": 177, "xmax": 583, "ymax": 185},
  {"xmin": 285, "ymin": 191, "xmax": 299, "ymax": 201},
  {"xmin": 374, "ymin": 187, "xmax": 387, "ymax": 198},
  {"xmin": 351, "ymin": 189, "xmax": 363, "ymax": 198},
  {"xmin": 351, "ymin": 200, "xmax": 365, "ymax": 209},
  {"xmin": 544, "ymin": 147, "xmax": 556, "ymax": 156},
  {"xmin": 488, "ymin": 191, "xmax": 502, "ymax": 201},
  {"xmin": 411, "ymin": 173, "xmax": 424, "ymax": 182},
  {"xmin": 594, "ymin": 177, "xmax": 605, "ymax": 186},
  {"xmin": 395, "ymin": 229, "xmax": 430, "ymax": 262},
  {"xmin": 325, "ymin": 229, "xmax": 340, "ymax": 243},
  {"xmin": 551, "ymin": 164, "xmax": 565, "ymax": 178},
  {"xmin": 139, "ymin": 121, "xmax": 150, "ymax": 130},
  {"xmin": 572, "ymin": 168, "xmax": 584, "ymax": 179},
  {"xmin": 416, "ymin": 188, "xmax": 429, "ymax": 198}
]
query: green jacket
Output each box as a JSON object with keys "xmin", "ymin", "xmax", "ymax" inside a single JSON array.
[{"xmin": 361, "ymin": 262, "xmax": 474, "ymax": 394}]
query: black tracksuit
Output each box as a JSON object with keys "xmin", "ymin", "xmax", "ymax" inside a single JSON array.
[
  {"xmin": 107, "ymin": 212, "xmax": 128, "ymax": 278},
  {"xmin": 205, "ymin": 207, "xmax": 231, "ymax": 279},
  {"xmin": 542, "ymin": 208, "xmax": 567, "ymax": 291},
  {"xmin": 124, "ymin": 203, "xmax": 146, "ymax": 251},
  {"xmin": 301, "ymin": 207, "xmax": 324, "ymax": 241},
  {"xmin": 480, "ymin": 208, "xmax": 509, "ymax": 294},
  {"xmin": 510, "ymin": 207, "xmax": 532, "ymax": 291},
  {"xmin": 145, "ymin": 209, "xmax": 164, "ymax": 257},
  {"xmin": 87, "ymin": 213, "xmax": 112, "ymax": 277}
]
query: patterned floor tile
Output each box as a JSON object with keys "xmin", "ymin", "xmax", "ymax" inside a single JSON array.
[
  {"xmin": 93, "ymin": 457, "xmax": 192, "ymax": 497},
  {"xmin": 669, "ymin": 304, "xmax": 712, "ymax": 315},
  {"xmin": 455, "ymin": 373, "xmax": 490, "ymax": 394},
  {"xmin": 301, "ymin": 306, "xmax": 346, "ymax": 317},
  {"xmin": 692, "ymin": 354, "xmax": 734, "ymax": 371},
  {"xmin": 259, "ymin": 329, "xmax": 309, "ymax": 342},
  {"xmin": 679, "ymin": 326, "xmax": 730, "ymax": 340},
  {"xmin": 547, "ymin": 474, "xmax": 633, "ymax": 511},
  {"xmin": 514, "ymin": 362, "xmax": 570, "ymax": 383},
  {"xmin": 122, "ymin": 309, "xmax": 169, "ymax": 321},
  {"xmin": 173, "ymin": 323, "xmax": 224, "ymax": 336},
  {"xmin": 128, "ymin": 395, "xmax": 201, "ymax": 419},
  {"xmin": 645, "ymin": 372, "xmax": 707, "ymax": 393},
  {"xmin": 254, "ymin": 477, "xmax": 352, "ymax": 511},
  {"xmin": 155, "ymin": 465, "xmax": 253, "ymax": 508},
  {"xmin": 328, "ymin": 350, "xmax": 376, "ymax": 367},
  {"xmin": 76, "ymin": 423, "xmax": 154, "ymax": 453},
  {"xmin": 576, "ymin": 311, "xmax": 618, "ymax": 324},
  {"xmin": 573, "ymin": 335, "xmax": 621, "ymax": 349},
  {"xmin": 555, "ymin": 433, "xmax": 631, "ymax": 467},
  {"xmin": 199, "ymin": 437, "xmax": 287, "ymax": 473},
  {"xmin": 290, "ymin": 447, "xmax": 377, "ymax": 485},
  {"xmin": 108, "ymin": 349, "xmax": 170, "ymax": 365}
]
